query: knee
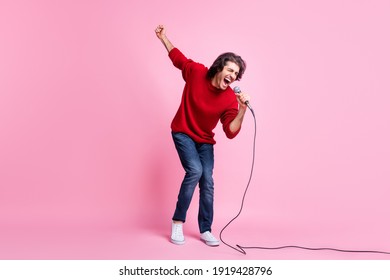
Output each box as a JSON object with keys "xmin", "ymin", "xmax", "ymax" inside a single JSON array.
[
  {"xmin": 200, "ymin": 171, "xmax": 214, "ymax": 192},
  {"xmin": 186, "ymin": 164, "xmax": 203, "ymax": 181}
]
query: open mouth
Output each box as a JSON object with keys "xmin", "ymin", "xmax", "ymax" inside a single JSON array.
[{"xmin": 223, "ymin": 77, "xmax": 231, "ymax": 86}]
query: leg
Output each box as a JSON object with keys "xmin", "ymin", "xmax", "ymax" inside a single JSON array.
[
  {"xmin": 171, "ymin": 133, "xmax": 203, "ymax": 223},
  {"xmin": 197, "ymin": 143, "xmax": 215, "ymax": 234},
  {"xmin": 197, "ymin": 143, "xmax": 220, "ymax": 246}
]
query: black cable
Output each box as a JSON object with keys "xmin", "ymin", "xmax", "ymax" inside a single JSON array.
[
  {"xmin": 219, "ymin": 105, "xmax": 256, "ymax": 255},
  {"xmin": 219, "ymin": 106, "xmax": 390, "ymax": 256}
]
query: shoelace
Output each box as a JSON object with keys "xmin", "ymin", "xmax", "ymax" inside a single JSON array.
[
  {"xmin": 203, "ymin": 232, "xmax": 216, "ymax": 241},
  {"xmin": 173, "ymin": 224, "xmax": 183, "ymax": 237}
]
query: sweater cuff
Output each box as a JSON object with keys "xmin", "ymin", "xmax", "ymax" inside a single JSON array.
[
  {"xmin": 225, "ymin": 125, "xmax": 241, "ymax": 139},
  {"xmin": 168, "ymin": 47, "xmax": 178, "ymax": 58}
]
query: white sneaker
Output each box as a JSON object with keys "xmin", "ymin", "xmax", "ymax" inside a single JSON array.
[
  {"xmin": 200, "ymin": 231, "xmax": 220, "ymax": 246},
  {"xmin": 171, "ymin": 222, "xmax": 185, "ymax": 245}
]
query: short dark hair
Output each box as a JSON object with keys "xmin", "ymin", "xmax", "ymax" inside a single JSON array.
[{"xmin": 206, "ymin": 52, "xmax": 246, "ymax": 81}]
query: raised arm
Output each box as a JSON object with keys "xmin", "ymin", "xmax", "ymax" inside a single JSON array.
[{"xmin": 155, "ymin": 25, "xmax": 174, "ymax": 53}]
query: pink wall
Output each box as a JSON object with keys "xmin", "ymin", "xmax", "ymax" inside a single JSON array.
[{"xmin": 1, "ymin": 0, "xmax": 390, "ymax": 257}]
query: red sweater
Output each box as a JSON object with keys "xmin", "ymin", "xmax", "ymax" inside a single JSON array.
[{"xmin": 169, "ymin": 48, "xmax": 240, "ymax": 144}]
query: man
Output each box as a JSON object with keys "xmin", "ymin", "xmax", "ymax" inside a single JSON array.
[{"xmin": 155, "ymin": 25, "xmax": 250, "ymax": 246}]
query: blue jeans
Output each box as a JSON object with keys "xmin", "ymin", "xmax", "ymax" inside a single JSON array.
[{"xmin": 171, "ymin": 132, "xmax": 215, "ymax": 233}]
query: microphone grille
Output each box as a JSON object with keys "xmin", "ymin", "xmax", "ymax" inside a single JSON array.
[{"xmin": 233, "ymin": 86, "xmax": 241, "ymax": 94}]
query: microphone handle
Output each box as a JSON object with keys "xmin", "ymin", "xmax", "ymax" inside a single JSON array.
[
  {"xmin": 234, "ymin": 86, "xmax": 253, "ymax": 111},
  {"xmin": 244, "ymin": 100, "xmax": 253, "ymax": 111}
]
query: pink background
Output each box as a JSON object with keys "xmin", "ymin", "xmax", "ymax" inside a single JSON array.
[{"xmin": 1, "ymin": 0, "xmax": 389, "ymax": 259}]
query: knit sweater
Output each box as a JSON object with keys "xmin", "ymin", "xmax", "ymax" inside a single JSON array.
[{"xmin": 169, "ymin": 48, "xmax": 240, "ymax": 144}]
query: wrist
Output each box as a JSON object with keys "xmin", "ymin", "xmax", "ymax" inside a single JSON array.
[
  {"xmin": 160, "ymin": 35, "xmax": 168, "ymax": 42},
  {"xmin": 239, "ymin": 104, "xmax": 247, "ymax": 112}
]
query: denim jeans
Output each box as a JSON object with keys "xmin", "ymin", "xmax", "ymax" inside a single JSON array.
[{"xmin": 171, "ymin": 132, "xmax": 215, "ymax": 233}]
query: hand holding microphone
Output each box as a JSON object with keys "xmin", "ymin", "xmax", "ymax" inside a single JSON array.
[{"xmin": 233, "ymin": 86, "xmax": 252, "ymax": 111}]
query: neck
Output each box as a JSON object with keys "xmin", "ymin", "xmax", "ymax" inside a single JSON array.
[{"xmin": 210, "ymin": 76, "xmax": 220, "ymax": 89}]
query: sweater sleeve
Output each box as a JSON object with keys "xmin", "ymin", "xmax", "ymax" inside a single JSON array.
[
  {"xmin": 221, "ymin": 107, "xmax": 240, "ymax": 139},
  {"xmin": 168, "ymin": 48, "xmax": 195, "ymax": 82}
]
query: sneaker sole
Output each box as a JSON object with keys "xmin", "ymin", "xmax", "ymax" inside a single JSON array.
[
  {"xmin": 171, "ymin": 238, "xmax": 185, "ymax": 245},
  {"xmin": 200, "ymin": 238, "xmax": 220, "ymax": 247}
]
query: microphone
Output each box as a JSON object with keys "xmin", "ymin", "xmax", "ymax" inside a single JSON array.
[{"xmin": 233, "ymin": 86, "xmax": 252, "ymax": 111}]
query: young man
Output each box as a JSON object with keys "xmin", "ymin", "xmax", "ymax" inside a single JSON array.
[{"xmin": 155, "ymin": 25, "xmax": 250, "ymax": 246}]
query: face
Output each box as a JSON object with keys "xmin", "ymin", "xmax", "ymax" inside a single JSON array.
[{"xmin": 212, "ymin": 61, "xmax": 240, "ymax": 90}]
